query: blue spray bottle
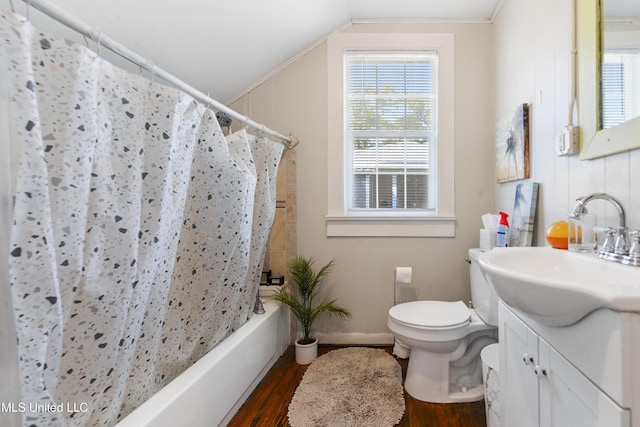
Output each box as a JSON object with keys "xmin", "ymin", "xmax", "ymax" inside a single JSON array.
[{"xmin": 496, "ymin": 211, "xmax": 509, "ymax": 247}]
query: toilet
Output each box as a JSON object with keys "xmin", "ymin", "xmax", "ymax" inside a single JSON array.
[{"xmin": 387, "ymin": 248, "xmax": 498, "ymax": 403}]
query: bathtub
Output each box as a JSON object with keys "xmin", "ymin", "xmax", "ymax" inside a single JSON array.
[{"xmin": 117, "ymin": 300, "xmax": 289, "ymax": 427}]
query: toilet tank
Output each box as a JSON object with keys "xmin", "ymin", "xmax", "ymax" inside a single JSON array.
[{"xmin": 468, "ymin": 248, "xmax": 499, "ymax": 326}]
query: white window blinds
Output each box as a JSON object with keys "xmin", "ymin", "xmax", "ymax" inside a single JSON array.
[
  {"xmin": 345, "ymin": 52, "xmax": 438, "ymax": 212},
  {"xmin": 601, "ymin": 49, "xmax": 640, "ymax": 129}
]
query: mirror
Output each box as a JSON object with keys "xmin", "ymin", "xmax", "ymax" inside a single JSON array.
[
  {"xmin": 600, "ymin": 0, "xmax": 640, "ymax": 129},
  {"xmin": 579, "ymin": 0, "xmax": 640, "ymax": 160}
]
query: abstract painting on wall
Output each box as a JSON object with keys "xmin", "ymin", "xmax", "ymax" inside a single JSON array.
[
  {"xmin": 495, "ymin": 103, "xmax": 529, "ymax": 183},
  {"xmin": 509, "ymin": 182, "xmax": 539, "ymax": 247}
]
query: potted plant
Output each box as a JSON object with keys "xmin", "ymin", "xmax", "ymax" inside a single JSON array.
[{"xmin": 272, "ymin": 256, "xmax": 351, "ymax": 364}]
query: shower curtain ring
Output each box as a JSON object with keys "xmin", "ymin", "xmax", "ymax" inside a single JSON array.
[
  {"xmin": 204, "ymin": 94, "xmax": 213, "ymax": 111},
  {"xmin": 200, "ymin": 94, "xmax": 214, "ymax": 121},
  {"xmin": 91, "ymin": 27, "xmax": 102, "ymax": 58},
  {"xmin": 145, "ymin": 58, "xmax": 154, "ymax": 82}
]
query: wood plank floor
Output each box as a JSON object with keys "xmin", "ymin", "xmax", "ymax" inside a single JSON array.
[{"xmin": 229, "ymin": 345, "xmax": 487, "ymax": 427}]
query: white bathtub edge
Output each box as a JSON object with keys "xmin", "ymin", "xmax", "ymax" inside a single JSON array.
[{"xmin": 116, "ymin": 300, "xmax": 287, "ymax": 427}]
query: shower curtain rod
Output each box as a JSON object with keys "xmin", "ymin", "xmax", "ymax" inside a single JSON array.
[{"xmin": 18, "ymin": 0, "xmax": 299, "ymax": 150}]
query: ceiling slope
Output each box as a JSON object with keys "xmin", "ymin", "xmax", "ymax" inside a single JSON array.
[{"xmin": 17, "ymin": 0, "xmax": 501, "ymax": 102}]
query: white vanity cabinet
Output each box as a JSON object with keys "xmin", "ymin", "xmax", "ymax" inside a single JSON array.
[{"xmin": 499, "ymin": 303, "xmax": 631, "ymax": 427}]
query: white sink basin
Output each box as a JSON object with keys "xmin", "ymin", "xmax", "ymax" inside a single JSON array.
[{"xmin": 478, "ymin": 247, "xmax": 640, "ymax": 326}]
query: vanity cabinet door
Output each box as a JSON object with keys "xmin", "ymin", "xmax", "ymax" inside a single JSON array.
[
  {"xmin": 500, "ymin": 303, "xmax": 630, "ymax": 427},
  {"xmin": 500, "ymin": 304, "xmax": 539, "ymax": 427},
  {"xmin": 539, "ymin": 338, "xmax": 630, "ymax": 427}
]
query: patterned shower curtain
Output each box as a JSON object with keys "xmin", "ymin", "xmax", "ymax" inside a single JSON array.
[{"xmin": 0, "ymin": 11, "xmax": 283, "ymax": 427}]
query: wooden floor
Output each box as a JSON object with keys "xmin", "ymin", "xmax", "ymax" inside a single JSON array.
[{"xmin": 229, "ymin": 345, "xmax": 487, "ymax": 427}]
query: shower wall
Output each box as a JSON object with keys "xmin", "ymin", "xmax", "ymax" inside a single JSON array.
[
  {"xmin": 228, "ymin": 90, "xmax": 298, "ymax": 286},
  {"xmin": 263, "ymin": 149, "xmax": 297, "ymax": 283}
]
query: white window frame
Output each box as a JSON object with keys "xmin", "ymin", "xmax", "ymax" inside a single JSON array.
[{"xmin": 326, "ymin": 33, "xmax": 455, "ymax": 237}]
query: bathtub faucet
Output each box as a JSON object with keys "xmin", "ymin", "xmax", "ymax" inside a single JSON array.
[{"xmin": 570, "ymin": 192, "xmax": 628, "ymax": 260}]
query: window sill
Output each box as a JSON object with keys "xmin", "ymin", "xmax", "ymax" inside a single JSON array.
[{"xmin": 325, "ymin": 216, "xmax": 456, "ymax": 237}]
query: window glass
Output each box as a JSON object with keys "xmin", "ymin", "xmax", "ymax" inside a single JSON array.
[{"xmin": 345, "ymin": 53, "xmax": 438, "ymax": 213}]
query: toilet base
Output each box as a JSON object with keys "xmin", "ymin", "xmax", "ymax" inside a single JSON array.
[
  {"xmin": 393, "ymin": 339, "xmax": 410, "ymax": 359},
  {"xmin": 445, "ymin": 384, "xmax": 485, "ymax": 403},
  {"xmin": 404, "ymin": 346, "xmax": 486, "ymax": 403}
]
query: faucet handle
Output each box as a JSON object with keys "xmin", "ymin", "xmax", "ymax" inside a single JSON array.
[
  {"xmin": 615, "ymin": 227, "xmax": 630, "ymax": 256},
  {"xmin": 629, "ymin": 230, "xmax": 640, "ymax": 258},
  {"xmin": 600, "ymin": 227, "xmax": 616, "ymax": 254},
  {"xmin": 600, "ymin": 227, "xmax": 630, "ymax": 262},
  {"xmin": 622, "ymin": 230, "xmax": 640, "ymax": 267}
]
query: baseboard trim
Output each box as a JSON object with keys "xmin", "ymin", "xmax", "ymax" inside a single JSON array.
[{"xmin": 314, "ymin": 332, "xmax": 395, "ymax": 346}]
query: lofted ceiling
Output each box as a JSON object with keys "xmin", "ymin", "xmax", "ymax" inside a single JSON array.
[{"xmin": 19, "ymin": 0, "xmax": 503, "ymax": 103}]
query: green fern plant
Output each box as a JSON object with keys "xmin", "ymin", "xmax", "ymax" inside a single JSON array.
[{"xmin": 272, "ymin": 256, "xmax": 351, "ymax": 345}]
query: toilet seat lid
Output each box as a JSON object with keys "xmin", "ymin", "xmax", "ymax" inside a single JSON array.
[{"xmin": 389, "ymin": 300, "xmax": 471, "ymax": 329}]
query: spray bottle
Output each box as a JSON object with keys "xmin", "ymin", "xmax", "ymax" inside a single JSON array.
[{"xmin": 496, "ymin": 211, "xmax": 510, "ymax": 247}]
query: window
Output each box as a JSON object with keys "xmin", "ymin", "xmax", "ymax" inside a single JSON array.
[
  {"xmin": 601, "ymin": 49, "xmax": 640, "ymax": 129},
  {"xmin": 346, "ymin": 53, "xmax": 436, "ymax": 212},
  {"xmin": 327, "ymin": 33, "xmax": 455, "ymax": 237}
]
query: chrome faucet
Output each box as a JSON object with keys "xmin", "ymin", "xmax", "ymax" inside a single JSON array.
[{"xmin": 570, "ymin": 193, "xmax": 629, "ymax": 261}]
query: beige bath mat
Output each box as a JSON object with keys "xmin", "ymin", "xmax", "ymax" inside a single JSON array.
[{"xmin": 287, "ymin": 347, "xmax": 405, "ymax": 427}]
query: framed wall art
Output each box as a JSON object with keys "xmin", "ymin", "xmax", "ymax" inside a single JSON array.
[
  {"xmin": 509, "ymin": 182, "xmax": 539, "ymax": 247},
  {"xmin": 495, "ymin": 103, "xmax": 530, "ymax": 183}
]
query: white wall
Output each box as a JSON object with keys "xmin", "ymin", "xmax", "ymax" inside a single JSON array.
[
  {"xmin": 231, "ymin": 22, "xmax": 495, "ymax": 343},
  {"xmin": 493, "ymin": 0, "xmax": 640, "ymax": 243},
  {"xmin": 237, "ymin": 0, "xmax": 640, "ymax": 344}
]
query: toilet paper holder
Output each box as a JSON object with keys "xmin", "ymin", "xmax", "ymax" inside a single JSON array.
[{"xmin": 394, "ymin": 266, "xmax": 415, "ymax": 305}]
